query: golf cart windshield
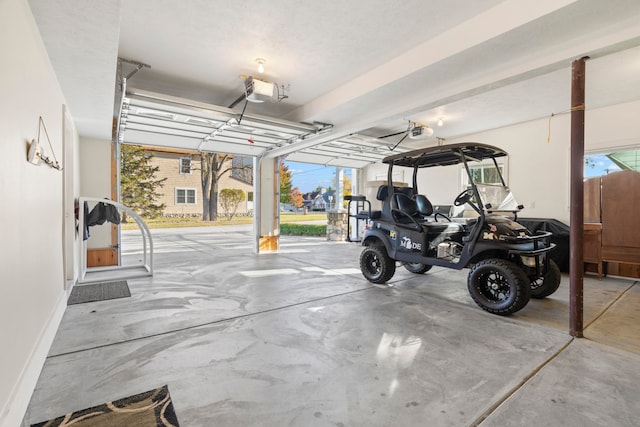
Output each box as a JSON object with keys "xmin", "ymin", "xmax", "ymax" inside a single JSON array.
[{"xmin": 475, "ymin": 184, "xmax": 520, "ymax": 212}]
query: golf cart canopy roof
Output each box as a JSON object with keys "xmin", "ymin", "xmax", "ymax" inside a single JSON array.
[{"xmin": 382, "ymin": 142, "xmax": 507, "ymax": 168}]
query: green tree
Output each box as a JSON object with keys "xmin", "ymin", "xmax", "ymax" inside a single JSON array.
[
  {"xmin": 219, "ymin": 188, "xmax": 246, "ymax": 220},
  {"xmin": 200, "ymin": 153, "xmax": 227, "ymax": 221},
  {"xmin": 200, "ymin": 153, "xmax": 252, "ymax": 221},
  {"xmin": 280, "ymin": 163, "xmax": 292, "ymax": 204},
  {"xmin": 120, "ymin": 145, "xmax": 166, "ymax": 221}
]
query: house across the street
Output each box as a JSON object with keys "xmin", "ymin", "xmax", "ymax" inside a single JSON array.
[{"xmin": 145, "ymin": 146, "xmax": 254, "ymax": 217}]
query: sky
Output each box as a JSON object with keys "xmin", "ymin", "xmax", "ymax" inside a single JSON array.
[
  {"xmin": 584, "ymin": 154, "xmax": 622, "ymax": 178},
  {"xmin": 285, "ymin": 161, "xmax": 352, "ymax": 194}
]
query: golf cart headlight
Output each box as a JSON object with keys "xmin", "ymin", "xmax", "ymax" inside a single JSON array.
[{"xmin": 521, "ymin": 255, "xmax": 537, "ymax": 268}]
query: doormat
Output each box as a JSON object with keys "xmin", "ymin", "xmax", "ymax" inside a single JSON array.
[
  {"xmin": 31, "ymin": 385, "xmax": 179, "ymax": 427},
  {"xmin": 68, "ymin": 281, "xmax": 131, "ymax": 305}
]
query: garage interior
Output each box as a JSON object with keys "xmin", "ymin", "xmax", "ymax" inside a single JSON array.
[
  {"xmin": 3, "ymin": 0, "xmax": 640, "ymax": 426},
  {"xmin": 23, "ymin": 228, "xmax": 640, "ymax": 426}
]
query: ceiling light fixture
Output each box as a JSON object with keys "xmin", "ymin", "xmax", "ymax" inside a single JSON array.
[
  {"xmin": 256, "ymin": 58, "xmax": 266, "ymax": 73},
  {"xmin": 437, "ymin": 117, "xmax": 444, "ymax": 127}
]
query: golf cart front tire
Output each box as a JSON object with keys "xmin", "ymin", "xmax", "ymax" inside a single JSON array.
[{"xmin": 467, "ymin": 258, "xmax": 531, "ymax": 315}]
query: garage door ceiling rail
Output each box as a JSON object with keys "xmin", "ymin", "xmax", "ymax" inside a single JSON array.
[{"xmin": 119, "ymin": 88, "xmax": 409, "ymax": 168}]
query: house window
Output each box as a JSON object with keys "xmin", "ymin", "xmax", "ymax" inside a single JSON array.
[
  {"xmin": 456, "ymin": 160, "xmax": 509, "ymax": 215},
  {"xmin": 462, "ymin": 161, "xmax": 506, "ymax": 188},
  {"xmin": 231, "ymin": 156, "xmax": 253, "ymax": 184},
  {"xmin": 176, "ymin": 188, "xmax": 197, "ymax": 205},
  {"xmin": 247, "ymin": 191, "xmax": 254, "ymax": 202},
  {"xmin": 469, "ymin": 164, "xmax": 504, "ymax": 184},
  {"xmin": 180, "ymin": 157, "xmax": 192, "ymax": 174}
]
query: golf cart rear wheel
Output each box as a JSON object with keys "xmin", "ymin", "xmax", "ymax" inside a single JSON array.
[
  {"xmin": 530, "ymin": 259, "xmax": 561, "ymax": 299},
  {"xmin": 360, "ymin": 245, "xmax": 396, "ymax": 284},
  {"xmin": 467, "ymin": 259, "xmax": 531, "ymax": 315},
  {"xmin": 404, "ymin": 263, "xmax": 433, "ymax": 274}
]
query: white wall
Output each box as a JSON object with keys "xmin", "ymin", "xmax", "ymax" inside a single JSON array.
[
  {"xmin": 584, "ymin": 100, "xmax": 640, "ymax": 154},
  {"xmin": 0, "ymin": 0, "xmax": 72, "ymax": 425},
  {"xmin": 79, "ymin": 138, "xmax": 112, "ymax": 197},
  {"xmin": 447, "ymin": 99, "xmax": 640, "ymax": 224},
  {"xmin": 448, "ymin": 118, "xmax": 572, "ymax": 222},
  {"xmin": 79, "ymin": 137, "xmax": 113, "ymax": 248},
  {"xmin": 363, "ymin": 99, "xmax": 640, "ymax": 225},
  {"xmin": 415, "ymin": 165, "xmax": 460, "ymax": 209}
]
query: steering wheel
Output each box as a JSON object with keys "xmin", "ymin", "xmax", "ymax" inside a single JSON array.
[{"xmin": 454, "ymin": 189, "xmax": 474, "ymax": 206}]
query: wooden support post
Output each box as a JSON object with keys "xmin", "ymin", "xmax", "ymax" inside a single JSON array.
[
  {"xmin": 569, "ymin": 57, "xmax": 588, "ymax": 338},
  {"xmin": 256, "ymin": 156, "xmax": 280, "ymax": 253}
]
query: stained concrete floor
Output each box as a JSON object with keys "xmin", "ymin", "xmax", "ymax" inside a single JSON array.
[{"xmin": 23, "ymin": 225, "xmax": 640, "ymax": 426}]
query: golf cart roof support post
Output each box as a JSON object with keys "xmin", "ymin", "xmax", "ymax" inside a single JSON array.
[
  {"xmin": 457, "ymin": 147, "xmax": 484, "ymax": 256},
  {"xmin": 387, "ymin": 162, "xmax": 395, "ymax": 211},
  {"xmin": 458, "ymin": 148, "xmax": 484, "ymax": 218},
  {"xmin": 492, "ymin": 157, "xmax": 507, "ymax": 186}
]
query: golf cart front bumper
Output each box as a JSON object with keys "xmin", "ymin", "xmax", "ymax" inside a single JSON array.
[{"xmin": 504, "ymin": 231, "xmax": 556, "ymax": 276}]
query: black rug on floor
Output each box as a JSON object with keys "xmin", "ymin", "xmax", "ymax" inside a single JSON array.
[
  {"xmin": 31, "ymin": 385, "xmax": 179, "ymax": 426},
  {"xmin": 68, "ymin": 281, "xmax": 131, "ymax": 305}
]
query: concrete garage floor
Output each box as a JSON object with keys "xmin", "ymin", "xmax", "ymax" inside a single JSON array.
[{"xmin": 23, "ymin": 225, "xmax": 640, "ymax": 426}]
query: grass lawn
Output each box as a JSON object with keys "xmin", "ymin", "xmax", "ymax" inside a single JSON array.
[{"xmin": 121, "ymin": 212, "xmax": 327, "ymax": 230}]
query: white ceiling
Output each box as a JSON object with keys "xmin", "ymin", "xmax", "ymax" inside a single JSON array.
[{"xmin": 29, "ymin": 0, "xmax": 640, "ymax": 167}]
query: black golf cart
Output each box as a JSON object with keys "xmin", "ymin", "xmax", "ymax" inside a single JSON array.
[{"xmin": 359, "ymin": 142, "xmax": 560, "ymax": 315}]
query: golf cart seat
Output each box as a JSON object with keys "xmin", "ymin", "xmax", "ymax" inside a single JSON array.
[
  {"xmin": 376, "ymin": 185, "xmax": 414, "ymax": 201},
  {"xmin": 392, "ymin": 193, "xmax": 419, "ymax": 227},
  {"xmin": 414, "ymin": 194, "xmax": 434, "ymax": 217},
  {"xmin": 371, "ymin": 185, "xmax": 415, "ymax": 219},
  {"xmin": 396, "ymin": 193, "xmax": 437, "ymax": 220},
  {"xmin": 394, "ymin": 193, "xmax": 430, "ymax": 223},
  {"xmin": 395, "ymin": 193, "xmax": 464, "ymax": 234}
]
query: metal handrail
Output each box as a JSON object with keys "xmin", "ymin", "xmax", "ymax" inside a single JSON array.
[{"xmin": 78, "ymin": 197, "xmax": 153, "ymax": 283}]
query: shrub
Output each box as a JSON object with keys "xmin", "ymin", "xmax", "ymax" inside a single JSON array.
[
  {"xmin": 219, "ymin": 188, "xmax": 245, "ymax": 220},
  {"xmin": 280, "ymin": 223, "xmax": 326, "ymax": 236}
]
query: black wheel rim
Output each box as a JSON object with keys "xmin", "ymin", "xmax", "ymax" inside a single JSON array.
[
  {"xmin": 363, "ymin": 250, "xmax": 382, "ymax": 279},
  {"xmin": 531, "ymin": 276, "xmax": 543, "ymax": 290},
  {"xmin": 477, "ymin": 270, "xmax": 511, "ymax": 302}
]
